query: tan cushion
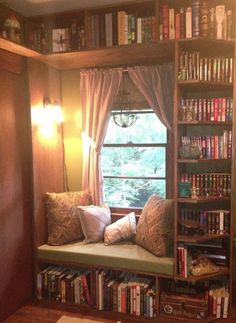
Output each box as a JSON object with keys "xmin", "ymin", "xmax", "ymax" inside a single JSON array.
[
  {"xmin": 135, "ymin": 195, "xmax": 173, "ymax": 257},
  {"xmin": 46, "ymin": 190, "xmax": 92, "ymax": 246},
  {"xmin": 78, "ymin": 205, "xmax": 111, "ymax": 244},
  {"xmin": 104, "ymin": 212, "xmax": 136, "ymax": 245},
  {"xmin": 37, "ymin": 241, "xmax": 174, "ymax": 276}
]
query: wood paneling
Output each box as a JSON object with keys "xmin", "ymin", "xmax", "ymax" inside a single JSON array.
[
  {"xmin": 27, "ymin": 59, "xmax": 64, "ymax": 247},
  {"xmin": 0, "ymin": 50, "xmax": 33, "ymax": 321}
]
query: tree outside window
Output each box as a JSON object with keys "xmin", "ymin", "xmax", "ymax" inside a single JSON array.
[{"xmin": 102, "ymin": 110, "xmax": 167, "ymax": 208}]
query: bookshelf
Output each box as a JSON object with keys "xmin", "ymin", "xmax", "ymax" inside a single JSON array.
[
  {"xmin": 173, "ymin": 1, "xmax": 236, "ymax": 321},
  {"xmin": 1, "ymin": 0, "xmax": 235, "ymax": 321}
]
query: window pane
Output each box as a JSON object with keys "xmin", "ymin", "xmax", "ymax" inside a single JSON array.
[
  {"xmin": 103, "ymin": 178, "xmax": 166, "ymax": 208},
  {"xmin": 105, "ymin": 112, "xmax": 167, "ymax": 144},
  {"xmin": 102, "ymin": 147, "xmax": 166, "ymax": 177}
]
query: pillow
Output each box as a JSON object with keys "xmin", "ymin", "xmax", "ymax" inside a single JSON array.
[
  {"xmin": 104, "ymin": 212, "xmax": 137, "ymax": 245},
  {"xmin": 46, "ymin": 190, "xmax": 92, "ymax": 246},
  {"xmin": 135, "ymin": 194, "xmax": 173, "ymax": 257},
  {"xmin": 78, "ymin": 205, "xmax": 111, "ymax": 244}
]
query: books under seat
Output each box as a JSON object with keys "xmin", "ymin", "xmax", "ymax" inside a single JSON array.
[{"xmin": 37, "ymin": 241, "xmax": 174, "ymax": 276}]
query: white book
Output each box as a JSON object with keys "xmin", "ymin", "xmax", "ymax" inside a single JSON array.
[
  {"xmin": 216, "ymin": 5, "xmax": 225, "ymax": 39},
  {"xmin": 124, "ymin": 14, "xmax": 129, "ymax": 44},
  {"xmin": 105, "ymin": 13, "xmax": 113, "ymax": 47},
  {"xmin": 216, "ymin": 295, "xmax": 222, "ymax": 318},
  {"xmin": 169, "ymin": 8, "xmax": 175, "ymax": 39},
  {"xmin": 185, "ymin": 7, "xmax": 192, "ymax": 38},
  {"xmin": 223, "ymin": 292, "xmax": 229, "ymax": 318},
  {"xmin": 137, "ymin": 17, "xmax": 142, "ymax": 43}
]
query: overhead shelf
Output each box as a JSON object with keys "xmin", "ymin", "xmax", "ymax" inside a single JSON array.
[
  {"xmin": 34, "ymin": 41, "xmax": 175, "ymax": 70},
  {"xmin": 0, "ymin": 37, "xmax": 40, "ymax": 58}
]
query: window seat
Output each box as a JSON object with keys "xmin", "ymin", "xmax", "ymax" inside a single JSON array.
[{"xmin": 37, "ymin": 241, "xmax": 174, "ymax": 276}]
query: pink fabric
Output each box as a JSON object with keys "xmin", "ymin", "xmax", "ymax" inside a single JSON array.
[
  {"xmin": 80, "ymin": 68, "xmax": 122, "ymax": 205},
  {"xmin": 127, "ymin": 63, "xmax": 174, "ymax": 130}
]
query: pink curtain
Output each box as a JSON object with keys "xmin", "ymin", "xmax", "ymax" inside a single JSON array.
[
  {"xmin": 127, "ymin": 63, "xmax": 174, "ymax": 130},
  {"xmin": 80, "ymin": 68, "xmax": 122, "ymax": 205}
]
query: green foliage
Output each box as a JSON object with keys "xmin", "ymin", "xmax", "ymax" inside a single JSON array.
[{"xmin": 102, "ymin": 112, "xmax": 167, "ymax": 207}]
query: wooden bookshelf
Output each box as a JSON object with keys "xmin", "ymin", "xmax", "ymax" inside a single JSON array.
[
  {"xmin": 0, "ymin": 36, "xmax": 40, "ymax": 58},
  {"xmin": 34, "ymin": 41, "xmax": 175, "ymax": 70}
]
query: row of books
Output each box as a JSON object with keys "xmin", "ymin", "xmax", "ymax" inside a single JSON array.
[
  {"xmin": 159, "ymin": 2, "xmax": 234, "ymax": 41},
  {"xmin": 179, "ymin": 209, "xmax": 230, "ymax": 236},
  {"xmin": 28, "ymin": 23, "xmax": 86, "ymax": 53},
  {"xmin": 181, "ymin": 131, "xmax": 232, "ymax": 159},
  {"xmin": 179, "ymin": 51, "xmax": 234, "ymax": 83},
  {"xmin": 180, "ymin": 173, "xmax": 231, "ymax": 197},
  {"xmin": 208, "ymin": 286, "xmax": 229, "ymax": 319},
  {"xmin": 95, "ymin": 270, "xmax": 156, "ymax": 317},
  {"xmin": 177, "ymin": 242, "xmax": 227, "ymax": 278},
  {"xmin": 180, "ymin": 97, "xmax": 233, "ymax": 122},
  {"xmin": 37, "ymin": 266, "xmax": 156, "ymax": 318},
  {"xmin": 27, "ymin": 12, "xmax": 158, "ymax": 53},
  {"xmin": 37, "ymin": 266, "xmax": 92, "ymax": 304},
  {"xmin": 161, "ymin": 280, "xmax": 229, "ymax": 319}
]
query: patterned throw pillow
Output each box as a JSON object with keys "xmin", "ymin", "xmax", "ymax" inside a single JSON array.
[
  {"xmin": 78, "ymin": 205, "xmax": 111, "ymax": 244},
  {"xmin": 135, "ymin": 195, "xmax": 173, "ymax": 257},
  {"xmin": 104, "ymin": 212, "xmax": 137, "ymax": 245},
  {"xmin": 46, "ymin": 190, "xmax": 92, "ymax": 246}
]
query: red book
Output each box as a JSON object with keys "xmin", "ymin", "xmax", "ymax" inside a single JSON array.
[
  {"xmin": 81, "ymin": 271, "xmax": 92, "ymax": 305},
  {"xmin": 175, "ymin": 12, "xmax": 180, "ymax": 39},
  {"xmin": 161, "ymin": 4, "xmax": 169, "ymax": 39},
  {"xmin": 214, "ymin": 98, "xmax": 219, "ymax": 121}
]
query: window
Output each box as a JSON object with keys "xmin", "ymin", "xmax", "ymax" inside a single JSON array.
[{"xmin": 101, "ymin": 110, "xmax": 167, "ymax": 208}]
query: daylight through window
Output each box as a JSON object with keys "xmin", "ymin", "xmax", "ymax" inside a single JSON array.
[{"xmin": 102, "ymin": 110, "xmax": 167, "ymax": 208}]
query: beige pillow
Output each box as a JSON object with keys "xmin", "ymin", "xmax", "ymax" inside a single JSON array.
[
  {"xmin": 46, "ymin": 190, "xmax": 92, "ymax": 246},
  {"xmin": 78, "ymin": 205, "xmax": 111, "ymax": 244},
  {"xmin": 135, "ymin": 195, "xmax": 173, "ymax": 257},
  {"xmin": 104, "ymin": 212, "xmax": 137, "ymax": 245}
]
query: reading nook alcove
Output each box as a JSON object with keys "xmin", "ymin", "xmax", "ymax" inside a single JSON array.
[{"xmin": 0, "ymin": 0, "xmax": 235, "ymax": 322}]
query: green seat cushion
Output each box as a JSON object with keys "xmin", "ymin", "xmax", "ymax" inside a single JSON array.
[{"xmin": 37, "ymin": 241, "xmax": 174, "ymax": 276}]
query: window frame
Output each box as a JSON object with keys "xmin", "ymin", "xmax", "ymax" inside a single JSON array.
[{"xmin": 102, "ymin": 110, "xmax": 172, "ymax": 211}]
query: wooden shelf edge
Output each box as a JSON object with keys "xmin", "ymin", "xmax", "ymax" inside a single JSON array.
[
  {"xmin": 175, "ymin": 267, "xmax": 230, "ymax": 282},
  {"xmin": 177, "ymin": 197, "xmax": 230, "ymax": 203},
  {"xmin": 178, "ymin": 234, "xmax": 230, "ymax": 243},
  {"xmin": 0, "ymin": 37, "xmax": 41, "ymax": 58},
  {"xmin": 177, "ymin": 158, "xmax": 231, "ymax": 163},
  {"xmin": 33, "ymin": 42, "xmax": 175, "ymax": 70},
  {"xmin": 178, "ymin": 80, "xmax": 233, "ymax": 87},
  {"xmin": 178, "ymin": 121, "xmax": 232, "ymax": 125}
]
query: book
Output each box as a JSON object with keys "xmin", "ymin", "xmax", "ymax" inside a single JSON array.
[
  {"xmin": 185, "ymin": 7, "xmax": 192, "ymax": 38},
  {"xmin": 215, "ymin": 5, "xmax": 225, "ymax": 39}
]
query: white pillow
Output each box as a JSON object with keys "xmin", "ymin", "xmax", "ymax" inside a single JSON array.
[
  {"xmin": 78, "ymin": 205, "xmax": 111, "ymax": 244},
  {"xmin": 104, "ymin": 212, "xmax": 136, "ymax": 245}
]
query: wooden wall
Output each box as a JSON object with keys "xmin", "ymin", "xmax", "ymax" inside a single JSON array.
[
  {"xmin": 0, "ymin": 49, "xmax": 33, "ymax": 321},
  {"xmin": 27, "ymin": 60, "xmax": 64, "ymax": 247}
]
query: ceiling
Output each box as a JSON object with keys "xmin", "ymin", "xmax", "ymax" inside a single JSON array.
[{"xmin": 0, "ymin": 0, "xmax": 136, "ymax": 17}]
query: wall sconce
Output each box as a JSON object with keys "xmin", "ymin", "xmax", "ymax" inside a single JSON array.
[
  {"xmin": 43, "ymin": 96, "xmax": 64, "ymax": 124},
  {"xmin": 31, "ymin": 96, "xmax": 64, "ymax": 138}
]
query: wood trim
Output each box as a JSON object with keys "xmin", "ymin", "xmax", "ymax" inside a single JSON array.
[{"xmin": 0, "ymin": 48, "xmax": 25, "ymax": 74}]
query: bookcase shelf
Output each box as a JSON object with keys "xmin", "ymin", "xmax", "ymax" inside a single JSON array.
[
  {"xmin": 175, "ymin": 267, "xmax": 229, "ymax": 283},
  {"xmin": 177, "ymin": 80, "xmax": 233, "ymax": 90},
  {"xmin": 35, "ymin": 41, "xmax": 175, "ymax": 70},
  {"xmin": 177, "ymin": 196, "xmax": 230, "ymax": 204},
  {"xmin": 0, "ymin": 36, "xmax": 40, "ymax": 58},
  {"xmin": 177, "ymin": 121, "xmax": 232, "ymax": 126},
  {"xmin": 178, "ymin": 234, "xmax": 230, "ymax": 243},
  {"xmin": 177, "ymin": 158, "xmax": 231, "ymax": 164}
]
